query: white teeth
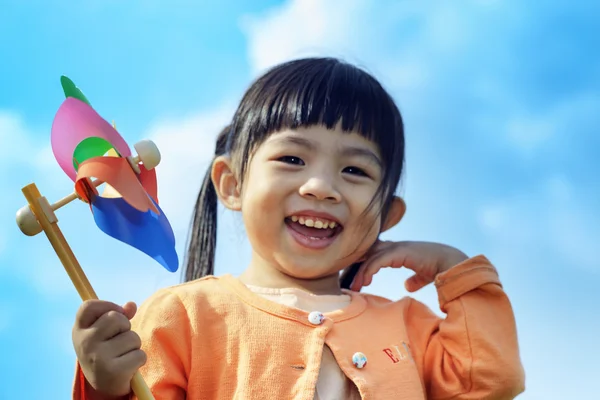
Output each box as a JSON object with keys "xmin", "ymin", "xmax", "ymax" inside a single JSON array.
[{"xmin": 288, "ymin": 215, "xmax": 338, "ymax": 230}]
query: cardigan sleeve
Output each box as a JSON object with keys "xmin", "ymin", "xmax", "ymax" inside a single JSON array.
[
  {"xmin": 72, "ymin": 288, "xmax": 191, "ymax": 400},
  {"xmin": 404, "ymin": 255, "xmax": 526, "ymax": 399},
  {"xmin": 128, "ymin": 288, "xmax": 191, "ymax": 400}
]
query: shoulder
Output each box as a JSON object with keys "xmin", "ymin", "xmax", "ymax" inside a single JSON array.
[
  {"xmin": 161, "ymin": 275, "xmax": 231, "ymax": 299},
  {"xmin": 140, "ymin": 274, "xmax": 253, "ymax": 321},
  {"xmin": 352, "ymin": 290, "xmax": 414, "ymax": 311},
  {"xmin": 132, "ymin": 276, "xmax": 241, "ymax": 334},
  {"xmin": 156, "ymin": 274, "xmax": 240, "ymax": 304}
]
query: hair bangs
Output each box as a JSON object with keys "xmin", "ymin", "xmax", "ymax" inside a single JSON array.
[{"xmin": 231, "ymin": 58, "xmax": 403, "ymax": 183}]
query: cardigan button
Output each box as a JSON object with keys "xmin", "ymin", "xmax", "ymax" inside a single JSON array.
[
  {"xmin": 308, "ymin": 311, "xmax": 325, "ymax": 325},
  {"xmin": 352, "ymin": 352, "xmax": 367, "ymax": 369}
]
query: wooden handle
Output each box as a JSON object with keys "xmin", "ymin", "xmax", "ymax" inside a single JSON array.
[{"xmin": 21, "ymin": 183, "xmax": 155, "ymax": 400}]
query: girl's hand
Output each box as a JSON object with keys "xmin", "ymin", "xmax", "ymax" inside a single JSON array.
[
  {"xmin": 350, "ymin": 241, "xmax": 469, "ymax": 292},
  {"xmin": 72, "ymin": 300, "xmax": 146, "ymax": 399}
]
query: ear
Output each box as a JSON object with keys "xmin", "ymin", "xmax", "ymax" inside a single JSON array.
[
  {"xmin": 211, "ymin": 155, "xmax": 242, "ymax": 211},
  {"xmin": 381, "ymin": 196, "xmax": 406, "ymax": 232}
]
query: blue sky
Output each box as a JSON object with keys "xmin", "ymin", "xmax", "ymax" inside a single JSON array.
[{"xmin": 0, "ymin": 1, "xmax": 598, "ymax": 399}]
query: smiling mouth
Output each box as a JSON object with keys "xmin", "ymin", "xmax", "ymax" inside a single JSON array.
[{"xmin": 284, "ymin": 215, "xmax": 343, "ymax": 248}]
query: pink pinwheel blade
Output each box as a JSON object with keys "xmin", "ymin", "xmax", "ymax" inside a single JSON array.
[{"xmin": 51, "ymin": 97, "xmax": 131, "ymax": 181}]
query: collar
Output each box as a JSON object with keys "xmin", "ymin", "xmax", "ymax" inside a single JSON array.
[{"xmin": 218, "ymin": 274, "xmax": 368, "ymax": 326}]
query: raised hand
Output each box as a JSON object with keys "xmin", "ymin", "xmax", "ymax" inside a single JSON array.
[{"xmin": 350, "ymin": 241, "xmax": 469, "ymax": 292}]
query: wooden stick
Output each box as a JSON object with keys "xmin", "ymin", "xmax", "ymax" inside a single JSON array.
[
  {"xmin": 52, "ymin": 178, "xmax": 104, "ymax": 211},
  {"xmin": 21, "ymin": 183, "xmax": 155, "ymax": 400}
]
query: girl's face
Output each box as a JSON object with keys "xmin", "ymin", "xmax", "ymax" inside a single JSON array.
[
  {"xmin": 213, "ymin": 124, "xmax": 404, "ymax": 286},
  {"xmin": 242, "ymin": 124, "xmax": 396, "ymax": 280}
]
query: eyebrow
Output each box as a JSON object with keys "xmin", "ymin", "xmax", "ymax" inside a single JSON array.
[{"xmin": 270, "ymin": 135, "xmax": 382, "ymax": 167}]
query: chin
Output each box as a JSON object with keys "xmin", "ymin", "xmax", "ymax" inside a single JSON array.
[{"xmin": 277, "ymin": 259, "xmax": 343, "ymax": 281}]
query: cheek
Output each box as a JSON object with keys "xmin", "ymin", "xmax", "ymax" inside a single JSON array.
[
  {"xmin": 346, "ymin": 185, "xmax": 380, "ymax": 220},
  {"xmin": 346, "ymin": 202, "xmax": 383, "ymax": 250},
  {"xmin": 240, "ymin": 168, "xmax": 288, "ymax": 221},
  {"xmin": 340, "ymin": 219, "xmax": 381, "ymax": 262},
  {"xmin": 358, "ymin": 214, "xmax": 382, "ymax": 243}
]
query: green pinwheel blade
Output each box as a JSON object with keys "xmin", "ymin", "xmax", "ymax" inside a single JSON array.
[
  {"xmin": 72, "ymin": 137, "xmax": 119, "ymax": 171},
  {"xmin": 60, "ymin": 75, "xmax": 91, "ymax": 105}
]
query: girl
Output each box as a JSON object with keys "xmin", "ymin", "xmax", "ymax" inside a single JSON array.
[{"xmin": 71, "ymin": 57, "xmax": 525, "ymax": 400}]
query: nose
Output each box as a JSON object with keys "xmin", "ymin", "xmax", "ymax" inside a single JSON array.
[{"xmin": 299, "ymin": 176, "xmax": 342, "ymax": 203}]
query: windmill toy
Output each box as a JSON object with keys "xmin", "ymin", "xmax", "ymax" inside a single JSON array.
[{"xmin": 15, "ymin": 76, "xmax": 179, "ymax": 400}]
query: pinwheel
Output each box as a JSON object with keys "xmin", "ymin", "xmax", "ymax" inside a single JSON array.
[{"xmin": 15, "ymin": 76, "xmax": 177, "ymax": 400}]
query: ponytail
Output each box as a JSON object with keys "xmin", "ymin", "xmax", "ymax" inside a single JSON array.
[{"xmin": 183, "ymin": 125, "xmax": 231, "ymax": 282}]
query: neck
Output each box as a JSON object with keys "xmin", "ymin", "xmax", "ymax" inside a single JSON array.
[{"xmin": 238, "ymin": 253, "xmax": 344, "ymax": 296}]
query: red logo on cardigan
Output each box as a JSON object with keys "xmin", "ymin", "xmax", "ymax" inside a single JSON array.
[{"xmin": 383, "ymin": 342, "xmax": 414, "ymax": 364}]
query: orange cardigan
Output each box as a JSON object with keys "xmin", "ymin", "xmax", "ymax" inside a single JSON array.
[{"xmin": 73, "ymin": 255, "xmax": 525, "ymax": 399}]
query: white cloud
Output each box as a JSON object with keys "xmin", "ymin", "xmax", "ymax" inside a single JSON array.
[
  {"xmin": 0, "ymin": 112, "xmax": 55, "ymax": 273},
  {"xmin": 240, "ymin": 0, "xmax": 368, "ymax": 75},
  {"xmin": 239, "ymin": 0, "xmax": 479, "ymax": 76},
  {"xmin": 143, "ymin": 106, "xmax": 234, "ymax": 237},
  {"xmin": 239, "ymin": 0, "xmax": 432, "ymax": 98},
  {"xmin": 0, "ymin": 111, "xmax": 38, "ymax": 164}
]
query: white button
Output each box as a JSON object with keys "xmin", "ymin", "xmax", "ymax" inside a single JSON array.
[
  {"xmin": 352, "ymin": 352, "xmax": 367, "ymax": 369},
  {"xmin": 308, "ymin": 311, "xmax": 325, "ymax": 325}
]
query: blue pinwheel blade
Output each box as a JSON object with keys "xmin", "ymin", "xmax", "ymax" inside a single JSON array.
[{"xmin": 90, "ymin": 195, "xmax": 179, "ymax": 272}]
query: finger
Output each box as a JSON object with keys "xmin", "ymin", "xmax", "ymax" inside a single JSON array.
[
  {"xmin": 90, "ymin": 310, "xmax": 132, "ymax": 340},
  {"xmin": 404, "ymin": 274, "xmax": 432, "ymax": 292},
  {"xmin": 351, "ymin": 255, "xmax": 389, "ymax": 291},
  {"xmin": 114, "ymin": 348, "xmax": 148, "ymax": 373},
  {"xmin": 122, "ymin": 302, "xmax": 138, "ymax": 320},
  {"xmin": 359, "ymin": 247, "xmax": 407, "ymax": 287},
  {"xmin": 350, "ymin": 241, "xmax": 411, "ymax": 291},
  {"xmin": 350, "ymin": 248, "xmax": 387, "ymax": 291},
  {"xmin": 366, "ymin": 240, "xmax": 393, "ymax": 255},
  {"xmin": 362, "ymin": 264, "xmax": 385, "ymax": 288},
  {"xmin": 106, "ymin": 330, "xmax": 142, "ymax": 358},
  {"xmin": 351, "ymin": 241, "xmax": 384, "ymax": 273},
  {"xmin": 76, "ymin": 300, "xmax": 125, "ymax": 329}
]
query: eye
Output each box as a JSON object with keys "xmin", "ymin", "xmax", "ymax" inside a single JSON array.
[
  {"xmin": 343, "ymin": 166, "xmax": 369, "ymax": 177},
  {"xmin": 277, "ymin": 156, "xmax": 305, "ymax": 165}
]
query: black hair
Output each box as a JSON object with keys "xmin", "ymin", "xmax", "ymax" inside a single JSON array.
[
  {"xmin": 183, "ymin": 125, "xmax": 230, "ymax": 282},
  {"xmin": 183, "ymin": 57, "xmax": 405, "ymax": 287}
]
